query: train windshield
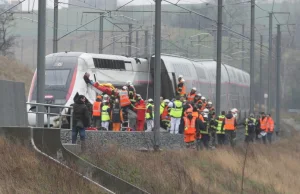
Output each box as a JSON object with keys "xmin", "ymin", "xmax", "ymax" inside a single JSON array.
[
  {"xmin": 45, "ymin": 69, "xmax": 70, "ymax": 86},
  {"xmin": 30, "ymin": 56, "xmax": 77, "ymax": 105}
]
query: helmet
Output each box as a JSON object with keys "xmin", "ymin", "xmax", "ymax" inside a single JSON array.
[
  {"xmin": 208, "ymin": 101, "xmax": 213, "ymax": 105},
  {"xmin": 178, "ymin": 75, "xmax": 183, "ymax": 78},
  {"xmin": 122, "ymin": 86, "xmax": 127, "ymax": 90},
  {"xmin": 103, "ymin": 100, "xmax": 107, "ymax": 103},
  {"xmin": 231, "ymin": 108, "xmax": 238, "ymax": 113},
  {"xmin": 148, "ymin": 98, "xmax": 153, "ymax": 103},
  {"xmin": 201, "ymin": 96, "xmax": 206, "ymax": 100},
  {"xmin": 181, "ymin": 79, "xmax": 185, "ymax": 82},
  {"xmin": 203, "ymin": 108, "xmax": 209, "ymax": 114},
  {"xmin": 203, "ymin": 114, "xmax": 208, "ymax": 118},
  {"xmin": 249, "ymin": 113, "xmax": 254, "ymax": 118},
  {"xmin": 164, "ymin": 99, "xmax": 170, "ymax": 103},
  {"xmin": 126, "ymin": 81, "xmax": 132, "ymax": 85},
  {"xmin": 197, "ymin": 93, "xmax": 202, "ymax": 97},
  {"xmin": 192, "ymin": 87, "xmax": 197, "ymax": 91},
  {"xmin": 96, "ymin": 95, "xmax": 102, "ymax": 99}
]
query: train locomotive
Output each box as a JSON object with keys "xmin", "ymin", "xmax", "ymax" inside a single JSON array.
[{"xmin": 27, "ymin": 52, "xmax": 250, "ymax": 126}]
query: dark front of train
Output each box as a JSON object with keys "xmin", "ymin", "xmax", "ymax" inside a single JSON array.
[{"xmin": 28, "ymin": 56, "xmax": 78, "ymax": 119}]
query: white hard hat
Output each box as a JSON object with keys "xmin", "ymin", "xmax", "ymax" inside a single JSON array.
[
  {"xmin": 148, "ymin": 98, "xmax": 153, "ymax": 103},
  {"xmin": 103, "ymin": 100, "xmax": 107, "ymax": 103},
  {"xmin": 203, "ymin": 114, "xmax": 208, "ymax": 118},
  {"xmin": 201, "ymin": 96, "xmax": 206, "ymax": 100},
  {"xmin": 178, "ymin": 75, "xmax": 183, "ymax": 78},
  {"xmin": 197, "ymin": 93, "xmax": 202, "ymax": 96},
  {"xmin": 203, "ymin": 108, "xmax": 209, "ymax": 113},
  {"xmin": 126, "ymin": 81, "xmax": 132, "ymax": 85},
  {"xmin": 192, "ymin": 87, "xmax": 197, "ymax": 91},
  {"xmin": 208, "ymin": 101, "xmax": 213, "ymax": 105},
  {"xmin": 122, "ymin": 86, "xmax": 127, "ymax": 90},
  {"xmin": 231, "ymin": 108, "xmax": 238, "ymax": 113},
  {"xmin": 181, "ymin": 79, "xmax": 185, "ymax": 82},
  {"xmin": 164, "ymin": 99, "xmax": 170, "ymax": 103},
  {"xmin": 103, "ymin": 94, "xmax": 108, "ymax": 98}
]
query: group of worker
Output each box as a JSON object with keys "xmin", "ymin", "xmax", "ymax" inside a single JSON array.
[{"xmin": 87, "ymin": 73, "xmax": 275, "ymax": 148}]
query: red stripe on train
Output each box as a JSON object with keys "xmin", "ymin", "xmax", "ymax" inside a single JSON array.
[{"xmin": 66, "ymin": 65, "xmax": 78, "ymax": 101}]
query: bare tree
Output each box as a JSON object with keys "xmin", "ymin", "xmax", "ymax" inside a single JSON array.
[{"xmin": 0, "ymin": 11, "xmax": 17, "ymax": 56}]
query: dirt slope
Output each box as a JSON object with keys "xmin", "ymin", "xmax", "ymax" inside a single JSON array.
[{"xmin": 0, "ymin": 56, "xmax": 33, "ymax": 95}]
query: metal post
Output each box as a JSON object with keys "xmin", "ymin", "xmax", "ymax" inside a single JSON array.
[
  {"xmin": 136, "ymin": 30, "xmax": 139, "ymax": 56},
  {"xmin": 215, "ymin": 0, "xmax": 223, "ymax": 116},
  {"xmin": 144, "ymin": 30, "xmax": 148, "ymax": 58},
  {"xmin": 99, "ymin": 14, "xmax": 104, "ymax": 54},
  {"xmin": 125, "ymin": 36, "xmax": 128, "ymax": 56},
  {"xmin": 36, "ymin": 0, "xmax": 46, "ymax": 127},
  {"xmin": 53, "ymin": 0, "xmax": 58, "ymax": 53},
  {"xmin": 85, "ymin": 39, "xmax": 88, "ymax": 52},
  {"xmin": 128, "ymin": 24, "xmax": 132, "ymax": 57},
  {"xmin": 21, "ymin": 39, "xmax": 23, "ymax": 63},
  {"xmin": 213, "ymin": 30, "xmax": 217, "ymax": 60},
  {"xmin": 267, "ymin": 12, "xmax": 273, "ymax": 114},
  {"xmin": 259, "ymin": 35, "xmax": 263, "ymax": 112},
  {"xmin": 241, "ymin": 24, "xmax": 245, "ymax": 70},
  {"xmin": 197, "ymin": 35, "xmax": 200, "ymax": 57},
  {"xmin": 249, "ymin": 0, "xmax": 255, "ymax": 113},
  {"xmin": 32, "ymin": 39, "xmax": 35, "ymax": 69},
  {"xmin": 276, "ymin": 24, "xmax": 281, "ymax": 133},
  {"xmin": 154, "ymin": 0, "xmax": 161, "ymax": 151}
]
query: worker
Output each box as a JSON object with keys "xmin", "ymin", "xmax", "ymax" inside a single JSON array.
[
  {"xmin": 206, "ymin": 101, "xmax": 215, "ymax": 117},
  {"xmin": 146, "ymin": 99, "xmax": 154, "ymax": 132},
  {"xmin": 134, "ymin": 94, "xmax": 146, "ymax": 131},
  {"xmin": 266, "ymin": 114, "xmax": 274, "ymax": 144},
  {"xmin": 183, "ymin": 109, "xmax": 202, "ymax": 148},
  {"xmin": 101, "ymin": 100, "xmax": 111, "ymax": 131},
  {"xmin": 221, "ymin": 110, "xmax": 237, "ymax": 147},
  {"xmin": 126, "ymin": 81, "xmax": 136, "ymax": 104},
  {"xmin": 169, "ymin": 95, "xmax": 183, "ymax": 134},
  {"xmin": 199, "ymin": 114, "xmax": 210, "ymax": 149},
  {"xmin": 209, "ymin": 117, "xmax": 217, "ymax": 148},
  {"xmin": 92, "ymin": 95, "xmax": 102, "ymax": 129},
  {"xmin": 192, "ymin": 105, "xmax": 204, "ymax": 122},
  {"xmin": 215, "ymin": 111, "xmax": 226, "ymax": 145},
  {"xmin": 119, "ymin": 86, "xmax": 131, "ymax": 110},
  {"xmin": 255, "ymin": 115, "xmax": 261, "ymax": 141},
  {"xmin": 176, "ymin": 75, "xmax": 186, "ymax": 97},
  {"xmin": 200, "ymin": 96, "xmax": 207, "ymax": 111},
  {"xmin": 193, "ymin": 93, "xmax": 202, "ymax": 108},
  {"xmin": 258, "ymin": 112, "xmax": 268, "ymax": 144},
  {"xmin": 161, "ymin": 99, "xmax": 171, "ymax": 130},
  {"xmin": 244, "ymin": 113, "xmax": 256, "ymax": 143},
  {"xmin": 111, "ymin": 99, "xmax": 124, "ymax": 131},
  {"xmin": 187, "ymin": 87, "xmax": 197, "ymax": 102}
]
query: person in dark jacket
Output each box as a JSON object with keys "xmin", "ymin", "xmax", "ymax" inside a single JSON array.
[
  {"xmin": 221, "ymin": 110, "xmax": 237, "ymax": 147},
  {"xmin": 111, "ymin": 99, "xmax": 124, "ymax": 131},
  {"xmin": 72, "ymin": 95, "xmax": 90, "ymax": 148}
]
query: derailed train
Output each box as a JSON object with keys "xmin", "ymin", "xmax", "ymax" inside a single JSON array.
[{"xmin": 27, "ymin": 52, "xmax": 250, "ymax": 126}]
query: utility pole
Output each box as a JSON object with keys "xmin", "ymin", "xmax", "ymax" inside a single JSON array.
[
  {"xmin": 99, "ymin": 14, "xmax": 104, "ymax": 54},
  {"xmin": 136, "ymin": 30, "xmax": 139, "ymax": 56},
  {"xmin": 259, "ymin": 35, "xmax": 263, "ymax": 112},
  {"xmin": 36, "ymin": 0, "xmax": 46, "ymax": 127},
  {"xmin": 53, "ymin": 0, "xmax": 58, "ymax": 53},
  {"xmin": 197, "ymin": 35, "xmax": 200, "ymax": 57},
  {"xmin": 128, "ymin": 24, "xmax": 132, "ymax": 56},
  {"xmin": 144, "ymin": 30, "xmax": 148, "ymax": 58},
  {"xmin": 21, "ymin": 39, "xmax": 23, "ymax": 63},
  {"xmin": 276, "ymin": 24, "xmax": 281, "ymax": 134},
  {"xmin": 241, "ymin": 24, "xmax": 245, "ymax": 70},
  {"xmin": 154, "ymin": 0, "xmax": 162, "ymax": 151},
  {"xmin": 250, "ymin": 0, "xmax": 255, "ymax": 113},
  {"xmin": 267, "ymin": 12, "xmax": 272, "ymax": 114},
  {"xmin": 215, "ymin": 0, "xmax": 223, "ymax": 116}
]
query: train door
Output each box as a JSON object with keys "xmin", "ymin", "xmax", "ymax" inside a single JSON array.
[{"xmin": 150, "ymin": 57, "xmax": 175, "ymax": 100}]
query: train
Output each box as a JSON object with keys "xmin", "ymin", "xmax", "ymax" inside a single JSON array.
[{"xmin": 27, "ymin": 52, "xmax": 250, "ymax": 126}]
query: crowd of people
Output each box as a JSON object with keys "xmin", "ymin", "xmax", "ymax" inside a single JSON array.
[{"xmin": 71, "ymin": 74, "xmax": 275, "ymax": 149}]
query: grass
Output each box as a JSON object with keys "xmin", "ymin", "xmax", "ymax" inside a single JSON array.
[
  {"xmin": 0, "ymin": 56, "xmax": 33, "ymax": 96},
  {"xmin": 0, "ymin": 138, "xmax": 104, "ymax": 194},
  {"xmin": 82, "ymin": 132, "xmax": 300, "ymax": 194}
]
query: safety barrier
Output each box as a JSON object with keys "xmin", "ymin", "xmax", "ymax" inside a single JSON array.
[
  {"xmin": 0, "ymin": 127, "xmax": 149, "ymax": 194},
  {"xmin": 27, "ymin": 102, "xmax": 73, "ymax": 129}
]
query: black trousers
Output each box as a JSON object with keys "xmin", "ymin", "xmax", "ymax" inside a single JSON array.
[{"xmin": 217, "ymin": 133, "xmax": 226, "ymax": 145}]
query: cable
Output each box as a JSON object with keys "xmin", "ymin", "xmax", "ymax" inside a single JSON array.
[{"xmin": 0, "ymin": 0, "xmax": 26, "ymax": 16}]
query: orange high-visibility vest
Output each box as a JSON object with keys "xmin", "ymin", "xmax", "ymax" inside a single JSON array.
[
  {"xmin": 192, "ymin": 111, "xmax": 204, "ymax": 122},
  {"xmin": 161, "ymin": 106, "xmax": 170, "ymax": 121},
  {"xmin": 177, "ymin": 81, "xmax": 186, "ymax": 96},
  {"xmin": 224, "ymin": 117, "xmax": 235, "ymax": 130},
  {"xmin": 184, "ymin": 117, "xmax": 197, "ymax": 143},
  {"xmin": 119, "ymin": 90, "xmax": 131, "ymax": 107},
  {"xmin": 187, "ymin": 93, "xmax": 196, "ymax": 102},
  {"xmin": 93, "ymin": 101, "xmax": 101, "ymax": 116},
  {"xmin": 266, "ymin": 117, "xmax": 274, "ymax": 132},
  {"xmin": 260, "ymin": 117, "xmax": 268, "ymax": 131}
]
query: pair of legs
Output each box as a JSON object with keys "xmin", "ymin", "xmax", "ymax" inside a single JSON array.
[
  {"xmin": 101, "ymin": 121, "xmax": 109, "ymax": 130},
  {"xmin": 72, "ymin": 127, "xmax": 86, "ymax": 151},
  {"xmin": 225, "ymin": 130, "xmax": 236, "ymax": 147},
  {"xmin": 217, "ymin": 133, "xmax": 226, "ymax": 145},
  {"xmin": 112, "ymin": 123, "xmax": 121, "ymax": 131},
  {"xmin": 170, "ymin": 117, "xmax": 181, "ymax": 134},
  {"xmin": 93, "ymin": 116, "xmax": 101, "ymax": 129},
  {"xmin": 146, "ymin": 119, "xmax": 154, "ymax": 132},
  {"xmin": 199, "ymin": 134, "xmax": 210, "ymax": 150}
]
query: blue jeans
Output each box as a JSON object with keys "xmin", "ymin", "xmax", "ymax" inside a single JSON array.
[{"xmin": 72, "ymin": 127, "xmax": 86, "ymax": 144}]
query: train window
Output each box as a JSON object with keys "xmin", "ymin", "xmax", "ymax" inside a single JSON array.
[
  {"xmin": 195, "ymin": 67, "xmax": 207, "ymax": 79},
  {"xmin": 93, "ymin": 58, "xmax": 125, "ymax": 70},
  {"xmin": 45, "ymin": 69, "xmax": 70, "ymax": 86}
]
